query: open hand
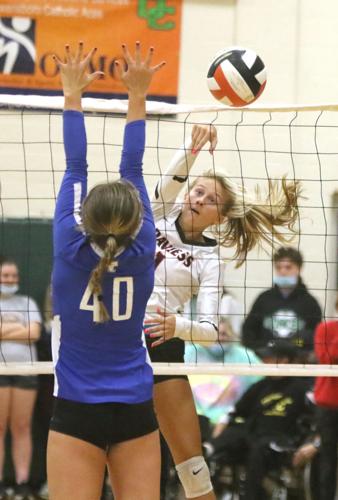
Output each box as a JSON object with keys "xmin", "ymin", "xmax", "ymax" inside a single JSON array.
[
  {"xmin": 144, "ymin": 308, "xmax": 176, "ymax": 347},
  {"xmin": 115, "ymin": 42, "xmax": 165, "ymax": 97},
  {"xmin": 54, "ymin": 42, "xmax": 104, "ymax": 98}
]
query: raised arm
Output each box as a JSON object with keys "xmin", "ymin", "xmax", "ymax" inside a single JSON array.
[
  {"xmin": 152, "ymin": 124, "xmax": 218, "ymax": 221},
  {"xmin": 115, "ymin": 43, "xmax": 165, "ymax": 213},
  {"xmin": 53, "ymin": 43, "xmax": 103, "ymax": 254}
]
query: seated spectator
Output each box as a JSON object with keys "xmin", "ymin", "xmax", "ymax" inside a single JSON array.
[
  {"xmin": 242, "ymin": 246, "xmax": 322, "ymax": 361},
  {"xmin": 205, "ymin": 341, "xmax": 318, "ymax": 500},
  {"xmin": 185, "ymin": 317, "xmax": 262, "ymax": 437},
  {"xmin": 314, "ymin": 295, "xmax": 338, "ymax": 500},
  {"xmin": 0, "ymin": 258, "xmax": 41, "ymax": 500}
]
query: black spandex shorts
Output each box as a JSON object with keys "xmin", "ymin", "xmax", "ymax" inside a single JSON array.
[
  {"xmin": 146, "ymin": 336, "xmax": 188, "ymax": 384},
  {"xmin": 0, "ymin": 375, "xmax": 38, "ymax": 390},
  {"xmin": 49, "ymin": 397, "xmax": 158, "ymax": 451}
]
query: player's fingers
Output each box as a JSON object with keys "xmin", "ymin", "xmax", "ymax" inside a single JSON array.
[
  {"xmin": 114, "ymin": 60, "xmax": 124, "ymax": 81},
  {"xmin": 149, "ymin": 330, "xmax": 164, "ymax": 338},
  {"xmin": 82, "ymin": 47, "xmax": 97, "ymax": 70},
  {"xmin": 134, "ymin": 40, "xmax": 141, "ymax": 64},
  {"xmin": 210, "ymin": 134, "xmax": 218, "ymax": 154},
  {"xmin": 52, "ymin": 55, "xmax": 65, "ymax": 70},
  {"xmin": 88, "ymin": 71, "xmax": 105, "ymax": 84},
  {"xmin": 191, "ymin": 126, "xmax": 207, "ymax": 150},
  {"xmin": 151, "ymin": 337, "xmax": 164, "ymax": 348},
  {"xmin": 152, "ymin": 61, "xmax": 166, "ymax": 73},
  {"xmin": 145, "ymin": 46, "xmax": 154, "ymax": 67},
  {"xmin": 121, "ymin": 43, "xmax": 134, "ymax": 65},
  {"xmin": 75, "ymin": 41, "xmax": 84, "ymax": 63},
  {"xmin": 192, "ymin": 129, "xmax": 208, "ymax": 153},
  {"xmin": 191, "ymin": 124, "xmax": 200, "ymax": 149},
  {"xmin": 143, "ymin": 317, "xmax": 160, "ymax": 325},
  {"xmin": 64, "ymin": 44, "xmax": 71, "ymax": 63},
  {"xmin": 144, "ymin": 325, "xmax": 162, "ymax": 335}
]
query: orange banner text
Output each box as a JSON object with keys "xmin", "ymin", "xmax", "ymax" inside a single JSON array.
[{"xmin": 0, "ymin": 0, "xmax": 182, "ymax": 102}]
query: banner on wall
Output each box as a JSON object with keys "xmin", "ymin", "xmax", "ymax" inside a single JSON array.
[{"xmin": 0, "ymin": 0, "xmax": 182, "ymax": 102}]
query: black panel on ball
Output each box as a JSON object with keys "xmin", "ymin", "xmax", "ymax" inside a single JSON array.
[
  {"xmin": 227, "ymin": 51, "xmax": 265, "ymax": 95},
  {"xmin": 207, "ymin": 51, "xmax": 234, "ymax": 78}
]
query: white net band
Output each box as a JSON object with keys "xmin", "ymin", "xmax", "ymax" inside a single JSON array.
[
  {"xmin": 2, "ymin": 94, "xmax": 338, "ymax": 114},
  {"xmin": 0, "ymin": 362, "xmax": 338, "ymax": 377}
]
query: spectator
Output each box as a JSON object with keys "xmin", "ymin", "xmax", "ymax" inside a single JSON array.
[
  {"xmin": 185, "ymin": 316, "xmax": 261, "ymax": 436},
  {"xmin": 205, "ymin": 341, "xmax": 318, "ymax": 500},
  {"xmin": 242, "ymin": 247, "xmax": 322, "ymax": 361},
  {"xmin": 0, "ymin": 258, "xmax": 41, "ymax": 500},
  {"xmin": 314, "ymin": 295, "xmax": 338, "ymax": 500}
]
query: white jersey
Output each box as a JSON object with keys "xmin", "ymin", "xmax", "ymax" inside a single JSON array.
[{"xmin": 146, "ymin": 139, "xmax": 224, "ymax": 344}]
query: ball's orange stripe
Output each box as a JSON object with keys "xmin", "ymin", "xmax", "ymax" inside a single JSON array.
[{"xmin": 214, "ymin": 65, "xmax": 248, "ymax": 106}]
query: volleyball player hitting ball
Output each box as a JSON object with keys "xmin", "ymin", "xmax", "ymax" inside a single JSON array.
[
  {"xmin": 47, "ymin": 42, "xmax": 165, "ymax": 500},
  {"xmin": 144, "ymin": 127, "xmax": 301, "ymax": 498}
]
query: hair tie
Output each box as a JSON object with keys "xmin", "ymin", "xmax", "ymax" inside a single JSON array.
[
  {"xmin": 97, "ymin": 294, "xmax": 103, "ymax": 302},
  {"xmin": 107, "ymin": 233, "xmax": 115, "ymax": 238}
]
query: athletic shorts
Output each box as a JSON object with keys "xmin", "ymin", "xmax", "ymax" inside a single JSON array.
[
  {"xmin": 145, "ymin": 336, "xmax": 188, "ymax": 384},
  {"xmin": 0, "ymin": 375, "xmax": 38, "ymax": 390},
  {"xmin": 49, "ymin": 397, "xmax": 158, "ymax": 451}
]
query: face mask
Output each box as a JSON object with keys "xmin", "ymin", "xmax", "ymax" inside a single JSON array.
[
  {"xmin": 0, "ymin": 284, "xmax": 19, "ymax": 295},
  {"xmin": 273, "ymin": 275, "xmax": 298, "ymax": 288}
]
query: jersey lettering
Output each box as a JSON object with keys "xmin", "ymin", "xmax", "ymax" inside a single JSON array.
[
  {"xmin": 80, "ymin": 277, "xmax": 134, "ymax": 322},
  {"xmin": 155, "ymin": 228, "xmax": 193, "ymax": 268},
  {"xmin": 155, "ymin": 251, "xmax": 166, "ymax": 269}
]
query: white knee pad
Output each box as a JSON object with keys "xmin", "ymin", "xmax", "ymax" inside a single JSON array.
[{"xmin": 175, "ymin": 456, "xmax": 213, "ymax": 498}]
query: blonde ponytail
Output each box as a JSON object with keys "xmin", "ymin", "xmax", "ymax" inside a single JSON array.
[{"xmin": 198, "ymin": 171, "xmax": 301, "ymax": 267}]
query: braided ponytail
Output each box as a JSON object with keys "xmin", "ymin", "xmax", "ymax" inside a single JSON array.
[{"xmin": 89, "ymin": 236, "xmax": 117, "ymax": 323}]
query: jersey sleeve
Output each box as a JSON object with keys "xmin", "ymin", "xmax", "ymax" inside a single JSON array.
[
  {"xmin": 173, "ymin": 256, "xmax": 224, "ymax": 344},
  {"xmin": 53, "ymin": 110, "xmax": 88, "ymax": 257},
  {"xmin": 151, "ymin": 137, "xmax": 198, "ymax": 221},
  {"xmin": 119, "ymin": 120, "xmax": 153, "ymax": 220}
]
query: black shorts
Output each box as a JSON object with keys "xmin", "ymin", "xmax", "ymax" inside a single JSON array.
[
  {"xmin": 49, "ymin": 397, "xmax": 158, "ymax": 451},
  {"xmin": 146, "ymin": 336, "xmax": 188, "ymax": 384},
  {"xmin": 0, "ymin": 375, "xmax": 38, "ymax": 390}
]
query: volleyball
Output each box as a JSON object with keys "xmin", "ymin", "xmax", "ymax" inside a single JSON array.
[{"xmin": 207, "ymin": 47, "xmax": 267, "ymax": 107}]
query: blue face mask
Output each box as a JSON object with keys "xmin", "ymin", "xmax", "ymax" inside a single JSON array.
[{"xmin": 273, "ymin": 275, "xmax": 298, "ymax": 288}]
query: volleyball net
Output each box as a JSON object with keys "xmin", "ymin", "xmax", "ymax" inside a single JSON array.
[{"xmin": 0, "ymin": 95, "xmax": 337, "ymax": 377}]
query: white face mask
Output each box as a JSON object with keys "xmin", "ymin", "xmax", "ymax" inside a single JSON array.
[{"xmin": 0, "ymin": 284, "xmax": 19, "ymax": 296}]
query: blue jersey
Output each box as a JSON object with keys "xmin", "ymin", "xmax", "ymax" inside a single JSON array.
[{"xmin": 52, "ymin": 111, "xmax": 155, "ymax": 404}]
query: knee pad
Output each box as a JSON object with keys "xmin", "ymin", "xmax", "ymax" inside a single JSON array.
[{"xmin": 175, "ymin": 456, "xmax": 213, "ymax": 498}]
